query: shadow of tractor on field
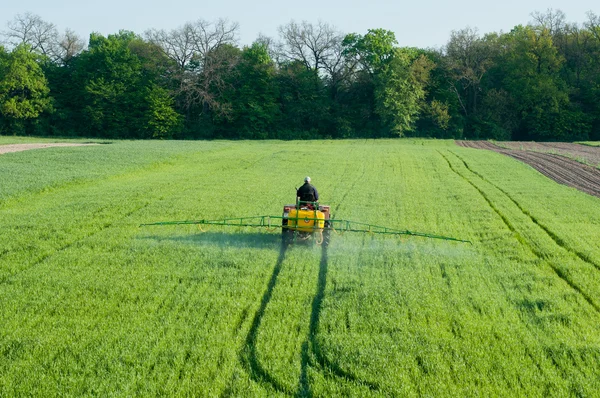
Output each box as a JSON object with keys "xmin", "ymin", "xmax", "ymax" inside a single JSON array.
[{"xmin": 141, "ymin": 230, "xmax": 282, "ymax": 249}]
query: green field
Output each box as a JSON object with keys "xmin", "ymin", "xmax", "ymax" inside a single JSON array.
[
  {"xmin": 578, "ymin": 142, "xmax": 600, "ymax": 147},
  {"xmin": 0, "ymin": 136, "xmax": 101, "ymax": 145},
  {"xmin": 1, "ymin": 139, "xmax": 600, "ymax": 397}
]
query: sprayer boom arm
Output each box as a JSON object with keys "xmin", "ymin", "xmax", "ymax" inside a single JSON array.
[{"xmin": 140, "ymin": 215, "xmax": 471, "ymax": 244}]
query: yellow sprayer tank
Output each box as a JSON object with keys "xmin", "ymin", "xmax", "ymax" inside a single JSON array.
[{"xmin": 287, "ymin": 209, "xmax": 325, "ymax": 232}]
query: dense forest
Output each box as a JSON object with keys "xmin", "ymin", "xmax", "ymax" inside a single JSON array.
[{"xmin": 1, "ymin": 10, "xmax": 600, "ymax": 141}]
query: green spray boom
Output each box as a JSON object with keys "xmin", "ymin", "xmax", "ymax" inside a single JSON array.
[{"xmin": 140, "ymin": 215, "xmax": 471, "ymax": 244}]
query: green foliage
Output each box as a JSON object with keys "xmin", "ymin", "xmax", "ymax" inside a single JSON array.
[
  {"xmin": 45, "ymin": 31, "xmax": 181, "ymax": 139},
  {"xmin": 375, "ymin": 49, "xmax": 434, "ymax": 136},
  {"xmin": 494, "ymin": 26, "xmax": 574, "ymax": 139},
  {"xmin": 276, "ymin": 61, "xmax": 330, "ymax": 138},
  {"xmin": 80, "ymin": 32, "xmax": 146, "ymax": 137},
  {"xmin": 1, "ymin": 139, "xmax": 600, "ymax": 396},
  {"xmin": 0, "ymin": 45, "xmax": 52, "ymax": 133},
  {"xmin": 216, "ymin": 42, "xmax": 280, "ymax": 139},
  {"xmin": 333, "ymin": 71, "xmax": 381, "ymax": 137},
  {"xmin": 144, "ymin": 85, "xmax": 182, "ymax": 139},
  {"xmin": 442, "ymin": 29, "xmax": 498, "ymax": 138},
  {"xmin": 415, "ymin": 50, "xmax": 464, "ymax": 138},
  {"xmin": 1, "ymin": 14, "xmax": 600, "ymax": 140},
  {"xmin": 342, "ymin": 29, "xmax": 397, "ymax": 75},
  {"xmin": 428, "ymin": 100, "xmax": 450, "ymax": 129}
]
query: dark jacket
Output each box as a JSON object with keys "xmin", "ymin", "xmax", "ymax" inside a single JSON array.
[{"xmin": 297, "ymin": 182, "xmax": 319, "ymax": 202}]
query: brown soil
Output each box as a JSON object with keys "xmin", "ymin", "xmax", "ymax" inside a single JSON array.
[
  {"xmin": 494, "ymin": 141, "xmax": 600, "ymax": 167},
  {"xmin": 0, "ymin": 143, "xmax": 97, "ymax": 155},
  {"xmin": 456, "ymin": 141, "xmax": 600, "ymax": 198}
]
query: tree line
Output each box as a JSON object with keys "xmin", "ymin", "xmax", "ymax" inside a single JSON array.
[{"xmin": 1, "ymin": 9, "xmax": 600, "ymax": 141}]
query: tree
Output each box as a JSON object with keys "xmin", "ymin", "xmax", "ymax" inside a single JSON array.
[
  {"xmin": 582, "ymin": 12, "xmax": 600, "ymax": 139},
  {"xmin": 144, "ymin": 85, "xmax": 182, "ymax": 138},
  {"xmin": 3, "ymin": 13, "xmax": 56, "ymax": 56},
  {"xmin": 375, "ymin": 48, "xmax": 434, "ymax": 136},
  {"xmin": 2, "ymin": 13, "xmax": 85, "ymax": 64},
  {"xmin": 443, "ymin": 28, "xmax": 495, "ymax": 126},
  {"xmin": 0, "ymin": 44, "xmax": 52, "ymax": 134},
  {"xmin": 53, "ymin": 29, "xmax": 86, "ymax": 64},
  {"xmin": 277, "ymin": 20, "xmax": 340, "ymax": 72},
  {"xmin": 216, "ymin": 42, "xmax": 280, "ymax": 138},
  {"xmin": 530, "ymin": 8, "xmax": 567, "ymax": 36},
  {"xmin": 68, "ymin": 31, "xmax": 180, "ymax": 138},
  {"xmin": 277, "ymin": 60, "xmax": 330, "ymax": 138},
  {"xmin": 411, "ymin": 49, "xmax": 461, "ymax": 138},
  {"xmin": 496, "ymin": 25, "xmax": 586, "ymax": 140},
  {"xmin": 254, "ymin": 34, "xmax": 283, "ymax": 65},
  {"xmin": 334, "ymin": 29, "xmax": 397, "ymax": 136},
  {"xmin": 145, "ymin": 19, "xmax": 238, "ymax": 69},
  {"xmin": 319, "ymin": 32, "xmax": 356, "ymax": 102},
  {"xmin": 146, "ymin": 19, "xmax": 240, "ymax": 131},
  {"xmin": 341, "ymin": 30, "xmax": 435, "ymax": 137},
  {"xmin": 342, "ymin": 29, "xmax": 397, "ymax": 76}
]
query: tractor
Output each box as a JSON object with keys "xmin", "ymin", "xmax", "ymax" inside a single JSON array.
[
  {"xmin": 281, "ymin": 199, "xmax": 331, "ymax": 245},
  {"xmin": 140, "ymin": 196, "xmax": 471, "ymax": 245}
]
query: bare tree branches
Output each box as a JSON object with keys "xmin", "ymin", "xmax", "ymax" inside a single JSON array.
[
  {"xmin": 145, "ymin": 19, "xmax": 239, "ymax": 70},
  {"xmin": 2, "ymin": 13, "xmax": 85, "ymax": 64},
  {"xmin": 445, "ymin": 28, "xmax": 490, "ymax": 87},
  {"xmin": 277, "ymin": 20, "xmax": 339, "ymax": 71},
  {"xmin": 145, "ymin": 24, "xmax": 196, "ymax": 69},
  {"xmin": 530, "ymin": 8, "xmax": 567, "ymax": 35},
  {"xmin": 585, "ymin": 11, "xmax": 600, "ymax": 41},
  {"xmin": 54, "ymin": 29, "xmax": 85, "ymax": 64},
  {"xmin": 145, "ymin": 19, "xmax": 240, "ymax": 117},
  {"xmin": 321, "ymin": 33, "xmax": 349, "ymax": 77},
  {"xmin": 190, "ymin": 19, "xmax": 239, "ymax": 59},
  {"xmin": 254, "ymin": 34, "xmax": 283, "ymax": 65},
  {"xmin": 321, "ymin": 35, "xmax": 357, "ymax": 95},
  {"xmin": 3, "ymin": 12, "xmax": 57, "ymax": 55}
]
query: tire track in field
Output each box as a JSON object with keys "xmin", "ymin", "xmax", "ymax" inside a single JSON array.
[
  {"xmin": 239, "ymin": 244, "xmax": 291, "ymax": 395},
  {"xmin": 438, "ymin": 150, "xmax": 600, "ymax": 313},
  {"xmin": 448, "ymin": 150, "xmax": 600, "ymax": 379},
  {"xmin": 449, "ymin": 151, "xmax": 600, "ymax": 273},
  {"xmin": 333, "ymin": 158, "xmax": 368, "ymax": 214},
  {"xmin": 323, "ymin": 140, "xmax": 362, "ymax": 215},
  {"xmin": 240, "ymin": 150, "xmax": 287, "ymax": 170},
  {"xmin": 297, "ymin": 243, "xmax": 382, "ymax": 396},
  {"xmin": 237, "ymin": 238, "xmax": 380, "ymax": 396},
  {"xmin": 333, "ymin": 168, "xmax": 366, "ymax": 214},
  {"xmin": 298, "ymin": 243, "xmax": 330, "ymax": 396}
]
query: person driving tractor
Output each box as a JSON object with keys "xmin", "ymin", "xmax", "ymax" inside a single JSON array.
[{"xmin": 297, "ymin": 176, "xmax": 319, "ymax": 203}]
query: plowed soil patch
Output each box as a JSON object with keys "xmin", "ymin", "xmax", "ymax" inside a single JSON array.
[
  {"xmin": 496, "ymin": 141, "xmax": 600, "ymax": 167},
  {"xmin": 456, "ymin": 140, "xmax": 600, "ymax": 198}
]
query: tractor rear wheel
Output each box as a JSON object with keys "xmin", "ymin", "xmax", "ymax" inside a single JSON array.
[
  {"xmin": 282, "ymin": 219, "xmax": 293, "ymax": 244},
  {"xmin": 323, "ymin": 220, "xmax": 332, "ymax": 247}
]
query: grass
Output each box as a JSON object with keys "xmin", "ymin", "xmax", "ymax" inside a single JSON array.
[
  {"xmin": 577, "ymin": 141, "xmax": 600, "ymax": 147},
  {"xmin": 1, "ymin": 139, "xmax": 600, "ymax": 396}
]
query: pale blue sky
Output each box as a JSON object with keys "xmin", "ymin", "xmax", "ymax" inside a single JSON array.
[{"xmin": 2, "ymin": 0, "xmax": 598, "ymax": 48}]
